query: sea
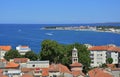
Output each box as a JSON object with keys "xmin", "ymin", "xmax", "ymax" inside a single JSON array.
[{"xmin": 0, "ymin": 24, "xmax": 120, "ymax": 53}]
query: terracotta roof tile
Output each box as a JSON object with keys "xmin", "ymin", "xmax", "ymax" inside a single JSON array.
[
  {"xmin": 6, "ymin": 62, "xmax": 19, "ymax": 68},
  {"xmin": 0, "ymin": 46, "xmax": 11, "ymax": 51},
  {"xmin": 49, "ymin": 64, "xmax": 71, "ymax": 73},
  {"xmin": 21, "ymin": 46, "xmax": 29, "ymax": 48},
  {"xmin": 0, "ymin": 59, "xmax": 7, "ymax": 62},
  {"xmin": 72, "ymin": 71, "xmax": 85, "ymax": 77},
  {"xmin": 88, "ymin": 46, "xmax": 111, "ymax": 51},
  {"xmin": 0, "ymin": 74, "xmax": 8, "ymax": 77},
  {"xmin": 88, "ymin": 46, "xmax": 120, "ymax": 52},
  {"xmin": 88, "ymin": 68, "xmax": 113, "ymax": 77},
  {"xmin": 0, "ymin": 69, "xmax": 3, "ymax": 73},
  {"xmin": 21, "ymin": 68, "xmax": 34, "ymax": 73},
  {"xmin": 70, "ymin": 62, "xmax": 82, "ymax": 67},
  {"xmin": 42, "ymin": 68, "xmax": 49, "ymax": 76},
  {"xmin": 14, "ymin": 58, "xmax": 29, "ymax": 63},
  {"xmin": 22, "ymin": 74, "xmax": 33, "ymax": 77},
  {"xmin": 107, "ymin": 64, "xmax": 116, "ymax": 69}
]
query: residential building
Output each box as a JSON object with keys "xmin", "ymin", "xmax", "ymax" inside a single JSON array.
[
  {"xmin": 10, "ymin": 58, "xmax": 30, "ymax": 68},
  {"xmin": 0, "ymin": 46, "xmax": 11, "ymax": 59},
  {"xmin": 16, "ymin": 45, "xmax": 31, "ymax": 55},
  {"xmin": 88, "ymin": 45, "xmax": 120, "ymax": 67},
  {"xmin": 26, "ymin": 61, "xmax": 49, "ymax": 68}
]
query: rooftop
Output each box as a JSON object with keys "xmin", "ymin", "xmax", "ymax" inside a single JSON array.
[
  {"xmin": 88, "ymin": 46, "xmax": 120, "ymax": 52},
  {"xmin": 49, "ymin": 63, "xmax": 71, "ymax": 73},
  {"xmin": 0, "ymin": 46, "xmax": 11, "ymax": 51},
  {"xmin": 70, "ymin": 62, "xmax": 82, "ymax": 67},
  {"xmin": 6, "ymin": 62, "xmax": 19, "ymax": 68},
  {"xmin": 14, "ymin": 58, "xmax": 29, "ymax": 63},
  {"xmin": 88, "ymin": 68, "xmax": 113, "ymax": 77}
]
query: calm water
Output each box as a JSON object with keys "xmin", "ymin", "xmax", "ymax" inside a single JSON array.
[{"xmin": 0, "ymin": 24, "xmax": 120, "ymax": 53}]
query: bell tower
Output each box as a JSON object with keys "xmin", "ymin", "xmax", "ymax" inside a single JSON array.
[{"xmin": 72, "ymin": 47, "xmax": 78, "ymax": 63}]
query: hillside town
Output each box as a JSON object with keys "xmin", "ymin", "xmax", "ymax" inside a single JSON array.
[{"xmin": 0, "ymin": 44, "xmax": 120, "ymax": 77}]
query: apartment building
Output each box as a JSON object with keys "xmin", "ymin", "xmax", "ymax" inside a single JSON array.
[{"xmin": 88, "ymin": 45, "xmax": 120, "ymax": 67}]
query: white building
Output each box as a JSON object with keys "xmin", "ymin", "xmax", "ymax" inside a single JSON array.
[
  {"xmin": 16, "ymin": 45, "xmax": 31, "ymax": 55},
  {"xmin": 88, "ymin": 46, "xmax": 120, "ymax": 67},
  {"xmin": 26, "ymin": 61, "xmax": 49, "ymax": 68},
  {"xmin": 0, "ymin": 46, "xmax": 11, "ymax": 59}
]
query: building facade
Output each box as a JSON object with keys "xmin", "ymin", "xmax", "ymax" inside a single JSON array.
[
  {"xmin": 0, "ymin": 46, "xmax": 11, "ymax": 59},
  {"xmin": 88, "ymin": 46, "xmax": 120, "ymax": 67},
  {"xmin": 16, "ymin": 45, "xmax": 31, "ymax": 55}
]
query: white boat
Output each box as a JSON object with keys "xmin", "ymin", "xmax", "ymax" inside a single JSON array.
[{"xmin": 45, "ymin": 33, "xmax": 53, "ymax": 36}]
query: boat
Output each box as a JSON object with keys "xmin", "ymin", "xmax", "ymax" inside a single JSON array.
[{"xmin": 45, "ymin": 33, "xmax": 53, "ymax": 36}]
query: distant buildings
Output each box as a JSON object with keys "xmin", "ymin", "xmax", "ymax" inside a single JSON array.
[{"xmin": 16, "ymin": 45, "xmax": 31, "ymax": 55}]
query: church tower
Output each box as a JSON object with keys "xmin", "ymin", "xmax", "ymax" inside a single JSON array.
[{"xmin": 72, "ymin": 47, "xmax": 78, "ymax": 63}]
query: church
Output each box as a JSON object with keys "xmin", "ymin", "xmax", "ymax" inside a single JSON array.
[{"xmin": 70, "ymin": 47, "xmax": 85, "ymax": 77}]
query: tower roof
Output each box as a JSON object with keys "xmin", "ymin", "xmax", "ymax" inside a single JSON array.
[
  {"xmin": 70, "ymin": 62, "xmax": 82, "ymax": 67},
  {"xmin": 73, "ymin": 47, "xmax": 77, "ymax": 51}
]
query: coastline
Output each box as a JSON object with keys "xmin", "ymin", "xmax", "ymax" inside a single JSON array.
[{"xmin": 42, "ymin": 26, "xmax": 120, "ymax": 34}]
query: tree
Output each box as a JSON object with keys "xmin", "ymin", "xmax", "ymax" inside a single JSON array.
[
  {"xmin": 25, "ymin": 51, "xmax": 38, "ymax": 61},
  {"xmin": 106, "ymin": 58, "xmax": 113, "ymax": 64},
  {"xmin": 4, "ymin": 49, "xmax": 21, "ymax": 61},
  {"xmin": 39, "ymin": 40, "xmax": 63, "ymax": 63}
]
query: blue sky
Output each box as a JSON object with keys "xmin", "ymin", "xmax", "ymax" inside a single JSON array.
[{"xmin": 0, "ymin": 0, "xmax": 120, "ymax": 24}]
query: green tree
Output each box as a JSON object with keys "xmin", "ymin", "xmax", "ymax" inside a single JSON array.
[
  {"xmin": 25, "ymin": 51, "xmax": 38, "ymax": 61},
  {"xmin": 4, "ymin": 49, "xmax": 21, "ymax": 61},
  {"xmin": 106, "ymin": 58, "xmax": 113, "ymax": 64},
  {"xmin": 39, "ymin": 40, "xmax": 63, "ymax": 63}
]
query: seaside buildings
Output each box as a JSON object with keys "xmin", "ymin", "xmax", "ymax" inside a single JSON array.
[
  {"xmin": 16, "ymin": 45, "xmax": 31, "ymax": 55},
  {"xmin": 0, "ymin": 46, "xmax": 11, "ymax": 59}
]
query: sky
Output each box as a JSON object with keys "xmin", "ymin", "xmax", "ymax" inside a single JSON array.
[{"xmin": 0, "ymin": 0, "xmax": 120, "ymax": 24}]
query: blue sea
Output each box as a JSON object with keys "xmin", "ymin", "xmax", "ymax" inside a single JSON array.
[{"xmin": 0, "ymin": 24, "xmax": 120, "ymax": 53}]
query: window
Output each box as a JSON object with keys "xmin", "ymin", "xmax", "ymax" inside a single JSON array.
[{"xmin": 32, "ymin": 65, "xmax": 35, "ymax": 67}]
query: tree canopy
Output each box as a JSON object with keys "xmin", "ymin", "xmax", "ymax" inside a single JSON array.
[
  {"xmin": 4, "ymin": 49, "xmax": 21, "ymax": 61},
  {"xmin": 25, "ymin": 51, "xmax": 38, "ymax": 61},
  {"xmin": 106, "ymin": 58, "xmax": 113, "ymax": 64}
]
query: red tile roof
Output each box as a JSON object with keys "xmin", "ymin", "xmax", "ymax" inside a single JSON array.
[
  {"xmin": 0, "ymin": 69, "xmax": 3, "ymax": 73},
  {"xmin": 88, "ymin": 46, "xmax": 120, "ymax": 52},
  {"xmin": 107, "ymin": 64, "xmax": 116, "ymax": 69},
  {"xmin": 88, "ymin": 68, "xmax": 113, "ymax": 77},
  {"xmin": 6, "ymin": 62, "xmax": 19, "ymax": 68},
  {"xmin": 0, "ymin": 59, "xmax": 7, "ymax": 62},
  {"xmin": 42, "ymin": 68, "xmax": 49, "ymax": 76},
  {"xmin": 20, "ymin": 46, "xmax": 29, "ymax": 48},
  {"xmin": 72, "ymin": 71, "xmax": 85, "ymax": 77},
  {"xmin": 0, "ymin": 46, "xmax": 11, "ymax": 51},
  {"xmin": 49, "ymin": 64, "xmax": 71, "ymax": 73},
  {"xmin": 70, "ymin": 62, "xmax": 82, "ymax": 67},
  {"xmin": 21, "ymin": 68, "xmax": 34, "ymax": 73},
  {"xmin": 22, "ymin": 74, "xmax": 33, "ymax": 77},
  {"xmin": 14, "ymin": 58, "xmax": 29, "ymax": 63},
  {"xmin": 0, "ymin": 74, "xmax": 8, "ymax": 77}
]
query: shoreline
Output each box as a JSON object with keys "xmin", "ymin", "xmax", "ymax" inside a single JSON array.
[{"xmin": 42, "ymin": 28, "xmax": 120, "ymax": 34}]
